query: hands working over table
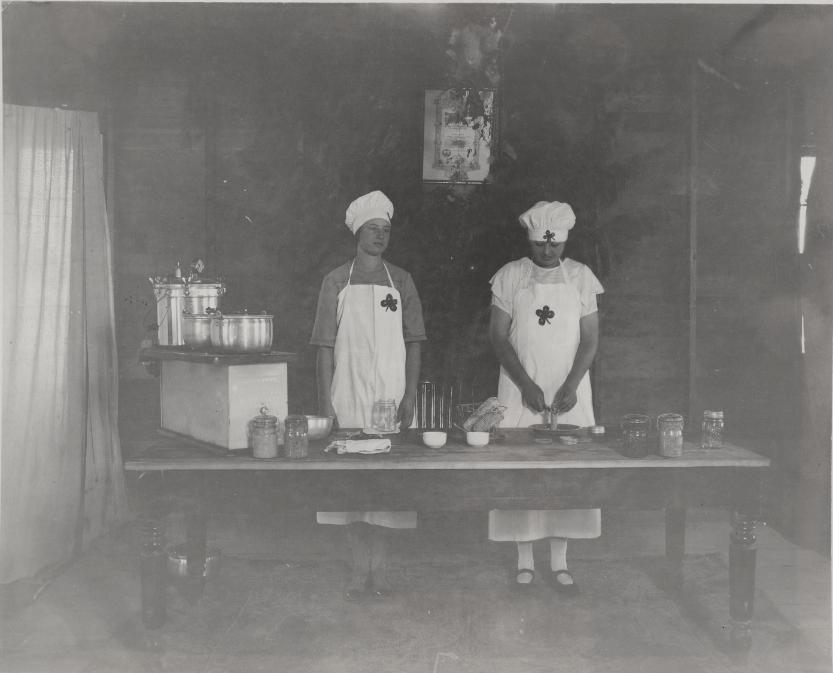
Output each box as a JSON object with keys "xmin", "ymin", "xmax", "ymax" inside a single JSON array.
[{"xmin": 520, "ymin": 380, "xmax": 577, "ymax": 415}]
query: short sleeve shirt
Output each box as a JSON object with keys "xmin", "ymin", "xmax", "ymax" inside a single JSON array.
[
  {"xmin": 310, "ymin": 261, "xmax": 427, "ymax": 347},
  {"xmin": 490, "ymin": 257, "xmax": 603, "ymax": 317}
]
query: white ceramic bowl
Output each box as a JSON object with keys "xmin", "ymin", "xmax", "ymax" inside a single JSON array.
[
  {"xmin": 422, "ymin": 431, "xmax": 447, "ymax": 448},
  {"xmin": 466, "ymin": 431, "xmax": 490, "ymax": 447}
]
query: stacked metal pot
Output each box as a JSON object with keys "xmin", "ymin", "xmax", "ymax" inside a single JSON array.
[{"xmin": 154, "ymin": 276, "xmax": 273, "ymax": 353}]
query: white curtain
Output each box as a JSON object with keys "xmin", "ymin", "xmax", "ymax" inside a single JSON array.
[{"xmin": 2, "ymin": 104, "xmax": 127, "ymax": 583}]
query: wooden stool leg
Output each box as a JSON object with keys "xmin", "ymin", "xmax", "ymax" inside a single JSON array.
[{"xmin": 138, "ymin": 492, "xmax": 167, "ymax": 629}]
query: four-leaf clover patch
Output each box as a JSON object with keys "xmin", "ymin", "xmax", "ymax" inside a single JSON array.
[
  {"xmin": 380, "ymin": 294, "xmax": 398, "ymax": 312},
  {"xmin": 536, "ymin": 305, "xmax": 555, "ymax": 325}
]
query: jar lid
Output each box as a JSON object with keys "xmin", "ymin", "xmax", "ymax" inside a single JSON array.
[
  {"xmin": 251, "ymin": 406, "xmax": 278, "ymax": 426},
  {"xmin": 704, "ymin": 410, "xmax": 724, "ymax": 419},
  {"xmin": 285, "ymin": 414, "xmax": 308, "ymax": 425},
  {"xmin": 657, "ymin": 412, "xmax": 684, "ymax": 423}
]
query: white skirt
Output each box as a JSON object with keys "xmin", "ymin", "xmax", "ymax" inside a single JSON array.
[
  {"xmin": 488, "ymin": 509, "xmax": 601, "ymax": 542},
  {"xmin": 316, "ymin": 511, "xmax": 417, "ymax": 528}
]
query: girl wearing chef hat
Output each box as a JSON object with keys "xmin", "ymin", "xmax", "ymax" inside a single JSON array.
[
  {"xmin": 310, "ymin": 190, "xmax": 427, "ymax": 601},
  {"xmin": 488, "ymin": 200, "xmax": 603, "ymax": 593}
]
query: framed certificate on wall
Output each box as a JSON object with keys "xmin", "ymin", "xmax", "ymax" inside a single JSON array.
[{"xmin": 422, "ymin": 88, "xmax": 495, "ymax": 184}]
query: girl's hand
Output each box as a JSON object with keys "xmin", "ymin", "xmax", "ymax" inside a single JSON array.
[
  {"xmin": 521, "ymin": 381, "xmax": 547, "ymax": 413},
  {"xmin": 397, "ymin": 392, "xmax": 416, "ymax": 429},
  {"xmin": 552, "ymin": 384, "xmax": 577, "ymax": 414}
]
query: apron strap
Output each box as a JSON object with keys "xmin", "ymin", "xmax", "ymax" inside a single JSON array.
[
  {"xmin": 382, "ymin": 262, "xmax": 394, "ymax": 288},
  {"xmin": 559, "ymin": 259, "xmax": 571, "ymax": 287}
]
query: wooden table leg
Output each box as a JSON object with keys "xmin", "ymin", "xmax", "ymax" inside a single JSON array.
[
  {"xmin": 729, "ymin": 510, "xmax": 757, "ymax": 650},
  {"xmin": 138, "ymin": 482, "xmax": 168, "ymax": 629},
  {"xmin": 665, "ymin": 506, "xmax": 686, "ymax": 590},
  {"xmin": 182, "ymin": 472, "xmax": 208, "ymax": 605}
]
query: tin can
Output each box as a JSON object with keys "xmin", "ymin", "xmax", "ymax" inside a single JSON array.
[
  {"xmin": 657, "ymin": 413, "xmax": 684, "ymax": 458},
  {"xmin": 621, "ymin": 414, "xmax": 651, "ymax": 458}
]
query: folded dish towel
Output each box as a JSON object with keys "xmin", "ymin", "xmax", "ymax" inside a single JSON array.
[{"xmin": 325, "ymin": 438, "xmax": 392, "ymax": 455}]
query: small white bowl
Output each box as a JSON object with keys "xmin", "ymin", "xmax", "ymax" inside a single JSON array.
[
  {"xmin": 466, "ymin": 431, "xmax": 490, "ymax": 447},
  {"xmin": 422, "ymin": 431, "xmax": 447, "ymax": 448}
]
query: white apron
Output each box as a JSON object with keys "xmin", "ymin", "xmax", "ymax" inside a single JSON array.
[
  {"xmin": 317, "ymin": 261, "xmax": 417, "ymax": 529},
  {"xmin": 489, "ymin": 259, "xmax": 601, "ymax": 541}
]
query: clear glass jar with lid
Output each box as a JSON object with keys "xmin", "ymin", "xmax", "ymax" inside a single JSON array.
[
  {"xmin": 657, "ymin": 413, "xmax": 684, "ymax": 458},
  {"xmin": 371, "ymin": 399, "xmax": 398, "ymax": 433},
  {"xmin": 621, "ymin": 414, "xmax": 651, "ymax": 458},
  {"xmin": 701, "ymin": 410, "xmax": 724, "ymax": 449},
  {"xmin": 250, "ymin": 407, "xmax": 279, "ymax": 459},
  {"xmin": 284, "ymin": 415, "xmax": 309, "ymax": 459}
]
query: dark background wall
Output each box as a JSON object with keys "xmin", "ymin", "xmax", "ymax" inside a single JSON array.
[{"xmin": 5, "ymin": 3, "xmax": 831, "ymax": 549}]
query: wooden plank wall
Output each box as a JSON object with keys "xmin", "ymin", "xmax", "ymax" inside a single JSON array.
[
  {"xmin": 690, "ymin": 64, "xmax": 797, "ymax": 455},
  {"xmin": 111, "ymin": 67, "xmax": 207, "ymax": 379},
  {"xmin": 593, "ymin": 61, "xmax": 691, "ymax": 425}
]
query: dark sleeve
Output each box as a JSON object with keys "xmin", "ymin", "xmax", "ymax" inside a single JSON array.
[
  {"xmin": 401, "ymin": 272, "xmax": 427, "ymax": 343},
  {"xmin": 309, "ymin": 275, "xmax": 339, "ymax": 347}
]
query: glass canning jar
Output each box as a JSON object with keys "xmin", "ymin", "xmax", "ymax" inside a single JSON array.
[
  {"xmin": 621, "ymin": 414, "xmax": 651, "ymax": 458},
  {"xmin": 284, "ymin": 415, "xmax": 309, "ymax": 459},
  {"xmin": 657, "ymin": 413, "xmax": 684, "ymax": 458},
  {"xmin": 250, "ymin": 407, "xmax": 278, "ymax": 459},
  {"xmin": 701, "ymin": 410, "xmax": 724, "ymax": 449},
  {"xmin": 371, "ymin": 399, "xmax": 398, "ymax": 433}
]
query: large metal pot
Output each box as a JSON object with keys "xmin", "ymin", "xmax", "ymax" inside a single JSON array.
[
  {"xmin": 210, "ymin": 313, "xmax": 273, "ymax": 353},
  {"xmin": 152, "ymin": 281, "xmax": 225, "ymax": 345},
  {"xmin": 181, "ymin": 314, "xmax": 214, "ymax": 350}
]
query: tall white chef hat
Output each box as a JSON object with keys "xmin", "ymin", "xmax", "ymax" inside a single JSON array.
[
  {"xmin": 518, "ymin": 201, "xmax": 575, "ymax": 242},
  {"xmin": 344, "ymin": 190, "xmax": 394, "ymax": 234}
]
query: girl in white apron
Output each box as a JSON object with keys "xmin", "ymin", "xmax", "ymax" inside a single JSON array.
[
  {"xmin": 489, "ymin": 201, "xmax": 603, "ymax": 594},
  {"xmin": 311, "ymin": 191, "xmax": 423, "ymax": 601}
]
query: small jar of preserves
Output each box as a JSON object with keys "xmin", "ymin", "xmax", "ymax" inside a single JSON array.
[
  {"xmin": 657, "ymin": 413, "xmax": 684, "ymax": 458},
  {"xmin": 250, "ymin": 407, "xmax": 278, "ymax": 459},
  {"xmin": 371, "ymin": 399, "xmax": 398, "ymax": 433},
  {"xmin": 701, "ymin": 410, "xmax": 724, "ymax": 449},
  {"xmin": 621, "ymin": 414, "xmax": 651, "ymax": 458},
  {"xmin": 284, "ymin": 415, "xmax": 309, "ymax": 459}
]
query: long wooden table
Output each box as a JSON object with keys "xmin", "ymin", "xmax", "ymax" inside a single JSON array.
[{"xmin": 124, "ymin": 429, "xmax": 770, "ymax": 649}]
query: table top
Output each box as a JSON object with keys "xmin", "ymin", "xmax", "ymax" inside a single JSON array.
[
  {"xmin": 124, "ymin": 429, "xmax": 770, "ymax": 472},
  {"xmin": 139, "ymin": 346, "xmax": 297, "ymax": 365}
]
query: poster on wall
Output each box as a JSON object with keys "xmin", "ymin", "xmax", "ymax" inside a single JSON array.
[{"xmin": 422, "ymin": 88, "xmax": 495, "ymax": 184}]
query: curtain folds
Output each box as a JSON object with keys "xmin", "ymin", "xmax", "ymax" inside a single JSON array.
[{"xmin": 2, "ymin": 104, "xmax": 126, "ymax": 583}]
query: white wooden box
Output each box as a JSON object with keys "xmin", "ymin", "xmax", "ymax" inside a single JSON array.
[{"xmin": 160, "ymin": 360, "xmax": 288, "ymax": 450}]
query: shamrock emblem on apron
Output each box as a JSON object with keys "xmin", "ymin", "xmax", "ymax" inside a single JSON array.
[
  {"xmin": 535, "ymin": 305, "xmax": 555, "ymax": 326},
  {"xmin": 380, "ymin": 293, "xmax": 398, "ymax": 312},
  {"xmin": 543, "ymin": 230, "xmax": 556, "ymax": 243}
]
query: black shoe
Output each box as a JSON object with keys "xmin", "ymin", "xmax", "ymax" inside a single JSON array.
[
  {"xmin": 548, "ymin": 569, "xmax": 579, "ymax": 595},
  {"xmin": 511, "ymin": 568, "xmax": 536, "ymax": 590}
]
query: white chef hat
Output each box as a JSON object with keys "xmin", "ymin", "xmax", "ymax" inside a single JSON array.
[
  {"xmin": 518, "ymin": 201, "xmax": 575, "ymax": 242},
  {"xmin": 344, "ymin": 190, "xmax": 394, "ymax": 234}
]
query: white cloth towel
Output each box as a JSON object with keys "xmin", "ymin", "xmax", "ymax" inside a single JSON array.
[{"xmin": 325, "ymin": 438, "xmax": 391, "ymax": 455}]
